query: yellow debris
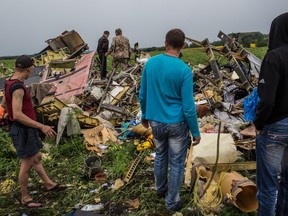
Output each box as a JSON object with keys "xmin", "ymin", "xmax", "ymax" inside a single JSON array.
[{"xmin": 0, "ymin": 179, "xmax": 16, "ymax": 194}]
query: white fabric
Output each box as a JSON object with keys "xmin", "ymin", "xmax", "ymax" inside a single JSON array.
[
  {"xmin": 56, "ymin": 107, "xmax": 81, "ymax": 145},
  {"xmin": 192, "ymin": 133, "xmax": 239, "ymax": 164}
]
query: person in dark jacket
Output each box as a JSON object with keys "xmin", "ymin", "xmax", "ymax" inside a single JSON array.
[
  {"xmin": 97, "ymin": 31, "xmax": 110, "ymax": 79},
  {"xmin": 254, "ymin": 12, "xmax": 288, "ymax": 216}
]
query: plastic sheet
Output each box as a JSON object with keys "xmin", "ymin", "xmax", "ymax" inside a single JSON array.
[{"xmin": 243, "ymin": 88, "xmax": 260, "ymax": 122}]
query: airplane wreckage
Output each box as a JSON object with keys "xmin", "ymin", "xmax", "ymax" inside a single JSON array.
[{"xmin": 0, "ymin": 30, "xmax": 263, "ymax": 213}]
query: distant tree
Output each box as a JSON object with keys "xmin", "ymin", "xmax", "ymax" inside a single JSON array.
[
  {"xmin": 142, "ymin": 46, "xmax": 165, "ymax": 52},
  {"xmin": 188, "ymin": 43, "xmax": 201, "ymax": 48},
  {"xmin": 140, "ymin": 32, "xmax": 268, "ymax": 52},
  {"xmin": 211, "ymin": 41, "xmax": 224, "ymax": 46},
  {"xmin": 157, "ymin": 46, "xmax": 165, "ymax": 51},
  {"xmin": 256, "ymin": 34, "xmax": 269, "ymax": 47},
  {"xmin": 228, "ymin": 32, "xmax": 268, "ymax": 47}
]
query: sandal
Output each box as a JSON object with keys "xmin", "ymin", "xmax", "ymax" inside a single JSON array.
[
  {"xmin": 22, "ymin": 200, "xmax": 43, "ymax": 208},
  {"xmin": 43, "ymin": 183, "xmax": 67, "ymax": 192}
]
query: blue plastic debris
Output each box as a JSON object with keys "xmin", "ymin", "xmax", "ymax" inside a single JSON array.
[{"xmin": 243, "ymin": 88, "xmax": 260, "ymax": 122}]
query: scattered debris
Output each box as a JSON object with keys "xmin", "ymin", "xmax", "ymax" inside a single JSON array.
[
  {"xmin": 83, "ymin": 153, "xmax": 102, "ymax": 179},
  {"xmin": 112, "ymin": 179, "xmax": 125, "ymax": 191},
  {"xmin": 0, "ymin": 29, "xmax": 264, "ymax": 215},
  {"xmin": 81, "ymin": 203, "xmax": 104, "ymax": 211},
  {"xmin": 192, "ymin": 133, "xmax": 240, "ymax": 164},
  {"xmin": 0, "ymin": 179, "xmax": 16, "ymax": 194}
]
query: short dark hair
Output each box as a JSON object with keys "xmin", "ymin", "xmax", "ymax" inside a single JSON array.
[
  {"xmin": 104, "ymin": 30, "xmax": 110, "ymax": 35},
  {"xmin": 115, "ymin": 28, "xmax": 122, "ymax": 35},
  {"xmin": 165, "ymin": 29, "xmax": 185, "ymax": 49}
]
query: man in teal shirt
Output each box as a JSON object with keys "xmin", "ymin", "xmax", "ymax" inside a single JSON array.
[{"xmin": 139, "ymin": 29, "xmax": 201, "ymax": 212}]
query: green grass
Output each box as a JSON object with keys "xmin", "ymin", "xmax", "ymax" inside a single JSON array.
[
  {"xmin": 105, "ymin": 46, "xmax": 267, "ymax": 73},
  {"xmin": 0, "ymin": 127, "xmax": 258, "ymax": 216},
  {"xmin": 147, "ymin": 47, "xmax": 267, "ymax": 66},
  {"xmin": 0, "ymin": 59, "xmax": 14, "ymax": 76},
  {"xmin": 148, "ymin": 47, "xmax": 208, "ymax": 65},
  {"xmin": 0, "ymin": 47, "xmax": 267, "ymax": 75},
  {"xmin": 247, "ymin": 47, "xmax": 267, "ymax": 59},
  {"xmin": 102, "ymin": 142, "xmax": 135, "ymax": 180},
  {"xmin": 0, "ymin": 59, "xmax": 15, "ymax": 69}
]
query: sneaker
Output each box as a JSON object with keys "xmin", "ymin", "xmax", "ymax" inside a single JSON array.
[
  {"xmin": 156, "ymin": 190, "xmax": 166, "ymax": 198},
  {"xmin": 167, "ymin": 201, "xmax": 182, "ymax": 212}
]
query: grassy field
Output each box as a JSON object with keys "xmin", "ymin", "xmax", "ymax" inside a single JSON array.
[
  {"xmin": 106, "ymin": 46, "xmax": 267, "ymax": 72},
  {"xmin": 0, "ymin": 59, "xmax": 15, "ymax": 77},
  {"xmin": 149, "ymin": 47, "xmax": 267, "ymax": 65},
  {"xmin": 0, "ymin": 59, "xmax": 15, "ymax": 69},
  {"xmin": 0, "ymin": 47, "xmax": 267, "ymax": 74}
]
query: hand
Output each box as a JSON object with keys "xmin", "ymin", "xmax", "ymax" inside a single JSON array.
[
  {"xmin": 40, "ymin": 125, "xmax": 57, "ymax": 138},
  {"xmin": 141, "ymin": 119, "xmax": 149, "ymax": 129},
  {"xmin": 192, "ymin": 135, "xmax": 201, "ymax": 146}
]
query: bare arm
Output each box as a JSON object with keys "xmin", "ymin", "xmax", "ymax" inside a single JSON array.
[
  {"xmin": 1, "ymin": 96, "xmax": 7, "ymax": 110},
  {"xmin": 12, "ymin": 89, "xmax": 56, "ymax": 138}
]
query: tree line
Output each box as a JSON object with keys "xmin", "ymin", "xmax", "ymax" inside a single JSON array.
[{"xmin": 141, "ymin": 32, "xmax": 268, "ymax": 52}]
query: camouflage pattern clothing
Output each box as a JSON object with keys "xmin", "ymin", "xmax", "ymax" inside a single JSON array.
[{"xmin": 108, "ymin": 35, "xmax": 131, "ymax": 70}]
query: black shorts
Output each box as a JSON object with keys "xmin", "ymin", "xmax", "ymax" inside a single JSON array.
[{"xmin": 10, "ymin": 122, "xmax": 43, "ymax": 159}]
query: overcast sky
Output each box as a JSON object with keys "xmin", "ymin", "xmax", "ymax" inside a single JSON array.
[{"xmin": 0, "ymin": 0, "xmax": 287, "ymax": 56}]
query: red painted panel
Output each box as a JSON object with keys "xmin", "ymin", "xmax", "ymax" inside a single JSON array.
[{"xmin": 41, "ymin": 51, "xmax": 95, "ymax": 100}]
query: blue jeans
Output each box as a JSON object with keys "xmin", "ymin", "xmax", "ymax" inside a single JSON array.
[
  {"xmin": 256, "ymin": 117, "xmax": 288, "ymax": 216},
  {"xmin": 150, "ymin": 120, "xmax": 191, "ymax": 210}
]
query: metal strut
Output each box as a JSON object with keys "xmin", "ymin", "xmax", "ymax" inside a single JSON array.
[{"xmin": 123, "ymin": 151, "xmax": 144, "ymax": 183}]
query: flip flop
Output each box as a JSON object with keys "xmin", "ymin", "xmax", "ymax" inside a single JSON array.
[
  {"xmin": 22, "ymin": 200, "xmax": 43, "ymax": 208},
  {"xmin": 43, "ymin": 183, "xmax": 67, "ymax": 192}
]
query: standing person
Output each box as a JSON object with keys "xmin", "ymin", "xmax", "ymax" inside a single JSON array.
[
  {"xmin": 1, "ymin": 55, "xmax": 66, "ymax": 208},
  {"xmin": 97, "ymin": 30, "xmax": 110, "ymax": 80},
  {"xmin": 133, "ymin": 42, "xmax": 140, "ymax": 62},
  {"xmin": 106, "ymin": 28, "xmax": 131, "ymax": 70},
  {"xmin": 139, "ymin": 29, "xmax": 201, "ymax": 212},
  {"xmin": 254, "ymin": 12, "xmax": 288, "ymax": 216}
]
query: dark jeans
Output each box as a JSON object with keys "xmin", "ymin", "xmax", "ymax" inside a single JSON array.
[
  {"xmin": 99, "ymin": 52, "xmax": 107, "ymax": 79},
  {"xmin": 256, "ymin": 117, "xmax": 288, "ymax": 216},
  {"xmin": 150, "ymin": 120, "xmax": 191, "ymax": 211}
]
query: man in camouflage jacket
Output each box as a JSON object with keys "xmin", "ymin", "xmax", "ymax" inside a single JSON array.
[{"xmin": 106, "ymin": 28, "xmax": 131, "ymax": 70}]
